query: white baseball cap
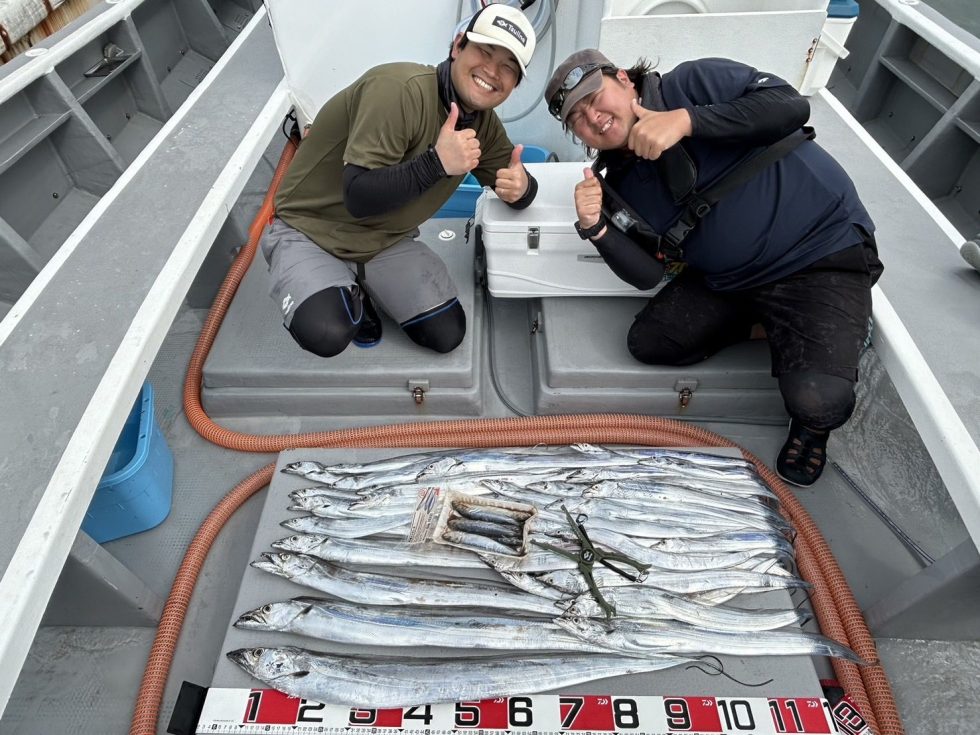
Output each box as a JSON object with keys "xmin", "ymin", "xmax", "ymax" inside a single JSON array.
[{"xmin": 463, "ymin": 4, "xmax": 536, "ymax": 75}]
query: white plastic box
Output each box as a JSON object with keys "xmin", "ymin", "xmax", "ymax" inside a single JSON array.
[{"xmin": 479, "ymin": 162, "xmax": 658, "ymax": 298}]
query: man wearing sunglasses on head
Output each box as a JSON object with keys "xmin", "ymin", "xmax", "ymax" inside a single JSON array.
[
  {"xmin": 545, "ymin": 50, "xmax": 883, "ymax": 488},
  {"xmin": 261, "ymin": 5, "xmax": 539, "ymax": 358}
]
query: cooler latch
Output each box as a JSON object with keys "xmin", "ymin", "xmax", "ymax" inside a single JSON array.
[
  {"xmin": 408, "ymin": 379, "xmax": 429, "ymax": 405},
  {"xmin": 527, "ymin": 227, "xmax": 540, "ymax": 251},
  {"xmin": 675, "ymin": 379, "xmax": 698, "ymax": 410}
]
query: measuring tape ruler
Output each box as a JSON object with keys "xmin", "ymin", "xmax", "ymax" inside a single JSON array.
[{"xmin": 195, "ymin": 690, "xmax": 872, "ymax": 734}]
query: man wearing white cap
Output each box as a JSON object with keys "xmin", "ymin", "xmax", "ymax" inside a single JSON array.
[{"xmin": 262, "ymin": 4, "xmax": 537, "ymax": 356}]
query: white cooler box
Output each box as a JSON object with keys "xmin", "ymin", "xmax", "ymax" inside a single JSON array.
[{"xmin": 478, "ymin": 162, "xmax": 659, "ymax": 298}]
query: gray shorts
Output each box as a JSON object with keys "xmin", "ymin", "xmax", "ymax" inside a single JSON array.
[{"xmin": 259, "ymin": 218, "xmax": 458, "ymax": 327}]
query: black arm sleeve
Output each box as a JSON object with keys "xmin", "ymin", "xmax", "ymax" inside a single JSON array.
[
  {"xmin": 342, "ymin": 147, "xmax": 447, "ymax": 218},
  {"xmin": 504, "ymin": 170, "xmax": 538, "ymax": 210},
  {"xmin": 688, "ymin": 85, "xmax": 810, "ymax": 145},
  {"xmin": 590, "ymin": 224, "xmax": 665, "ymax": 290}
]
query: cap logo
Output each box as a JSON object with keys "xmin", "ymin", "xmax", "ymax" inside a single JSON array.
[{"xmin": 492, "ymin": 15, "xmax": 527, "ymax": 46}]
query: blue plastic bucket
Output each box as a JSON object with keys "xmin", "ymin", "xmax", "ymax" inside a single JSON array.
[
  {"xmin": 828, "ymin": 0, "xmax": 859, "ymax": 18},
  {"xmin": 82, "ymin": 383, "xmax": 174, "ymax": 543}
]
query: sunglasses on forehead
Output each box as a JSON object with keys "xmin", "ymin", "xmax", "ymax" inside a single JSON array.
[{"xmin": 547, "ymin": 62, "xmax": 615, "ymax": 119}]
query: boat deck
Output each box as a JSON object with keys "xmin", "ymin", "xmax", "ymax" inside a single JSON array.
[{"xmin": 1, "ymin": 6, "xmax": 980, "ymax": 734}]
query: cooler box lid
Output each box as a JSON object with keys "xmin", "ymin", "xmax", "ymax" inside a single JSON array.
[{"xmin": 479, "ymin": 162, "xmax": 589, "ymax": 235}]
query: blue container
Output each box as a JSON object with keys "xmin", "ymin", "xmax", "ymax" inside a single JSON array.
[
  {"xmin": 83, "ymin": 383, "xmax": 174, "ymax": 543},
  {"xmin": 828, "ymin": 0, "xmax": 859, "ymax": 18},
  {"xmin": 434, "ymin": 144, "xmax": 554, "ymax": 219}
]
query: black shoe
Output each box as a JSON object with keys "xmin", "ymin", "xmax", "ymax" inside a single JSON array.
[
  {"xmin": 352, "ymin": 292, "xmax": 382, "ymax": 348},
  {"xmin": 776, "ymin": 419, "xmax": 829, "ymax": 488}
]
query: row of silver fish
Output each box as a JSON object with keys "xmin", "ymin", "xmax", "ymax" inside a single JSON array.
[{"xmin": 230, "ymin": 445, "xmax": 851, "ymax": 707}]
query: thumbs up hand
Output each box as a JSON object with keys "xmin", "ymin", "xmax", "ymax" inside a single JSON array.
[
  {"xmin": 574, "ymin": 167, "xmax": 605, "ymax": 237},
  {"xmin": 627, "ymin": 98, "xmax": 692, "ymax": 160},
  {"xmin": 494, "ymin": 144, "xmax": 530, "ymax": 203},
  {"xmin": 435, "ymin": 103, "xmax": 481, "ymax": 176}
]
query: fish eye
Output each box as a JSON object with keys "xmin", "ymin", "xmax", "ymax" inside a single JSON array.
[{"xmin": 262, "ymin": 605, "xmax": 273, "ymax": 613}]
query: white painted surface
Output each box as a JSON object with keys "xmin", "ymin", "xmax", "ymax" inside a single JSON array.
[
  {"xmin": 599, "ymin": 10, "xmax": 828, "ymax": 89},
  {"xmin": 798, "ymin": 16, "xmax": 856, "ymax": 95},
  {"xmin": 265, "ymin": 0, "xmax": 459, "ymax": 126},
  {"xmin": 609, "ymin": 0, "xmax": 828, "ymax": 13}
]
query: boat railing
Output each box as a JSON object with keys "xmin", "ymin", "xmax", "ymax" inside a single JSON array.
[
  {"xmin": 0, "ymin": 7, "xmax": 286, "ymax": 718},
  {"xmin": 0, "ymin": 0, "xmax": 260, "ymax": 311}
]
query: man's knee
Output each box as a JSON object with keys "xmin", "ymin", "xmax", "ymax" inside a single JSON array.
[
  {"xmin": 627, "ymin": 321, "xmax": 704, "ymax": 366},
  {"xmin": 287, "ymin": 287, "xmax": 357, "ymax": 358},
  {"xmin": 401, "ymin": 299, "xmax": 466, "ymax": 354},
  {"xmin": 778, "ymin": 370, "xmax": 856, "ymax": 431}
]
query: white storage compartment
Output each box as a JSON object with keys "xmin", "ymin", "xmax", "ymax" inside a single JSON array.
[{"xmin": 479, "ymin": 162, "xmax": 659, "ymax": 298}]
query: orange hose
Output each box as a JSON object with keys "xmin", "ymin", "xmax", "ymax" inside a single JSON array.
[
  {"xmin": 131, "ymin": 137, "xmax": 903, "ymax": 735},
  {"xmin": 130, "ymin": 463, "xmax": 274, "ymax": 735}
]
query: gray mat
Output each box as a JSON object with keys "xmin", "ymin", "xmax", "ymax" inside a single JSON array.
[{"xmin": 210, "ymin": 447, "xmax": 824, "ymax": 702}]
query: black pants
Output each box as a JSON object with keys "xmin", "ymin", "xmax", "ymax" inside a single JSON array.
[{"xmin": 628, "ymin": 236, "xmax": 883, "ymax": 430}]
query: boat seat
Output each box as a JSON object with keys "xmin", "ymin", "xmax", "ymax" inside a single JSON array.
[
  {"xmin": 203, "ymin": 217, "xmax": 485, "ymax": 418},
  {"xmin": 204, "ymin": 219, "xmax": 784, "ymax": 422},
  {"xmin": 531, "ymin": 297, "xmax": 782, "ymax": 419}
]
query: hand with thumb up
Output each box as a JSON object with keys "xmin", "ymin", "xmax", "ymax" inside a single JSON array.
[
  {"xmin": 494, "ymin": 144, "xmax": 529, "ymax": 204},
  {"xmin": 435, "ymin": 102, "xmax": 481, "ymax": 176},
  {"xmin": 627, "ymin": 98, "xmax": 692, "ymax": 161},
  {"xmin": 574, "ymin": 167, "xmax": 605, "ymax": 237}
]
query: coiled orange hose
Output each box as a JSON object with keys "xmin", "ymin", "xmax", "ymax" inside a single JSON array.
[{"xmin": 130, "ymin": 137, "xmax": 903, "ymax": 735}]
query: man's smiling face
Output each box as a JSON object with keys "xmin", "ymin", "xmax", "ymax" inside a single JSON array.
[
  {"xmin": 566, "ymin": 70, "xmax": 638, "ymax": 151},
  {"xmin": 450, "ymin": 37, "xmax": 520, "ymax": 112}
]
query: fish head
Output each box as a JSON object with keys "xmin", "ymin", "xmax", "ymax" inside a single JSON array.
[
  {"xmin": 227, "ymin": 647, "xmax": 265, "ymax": 671},
  {"xmin": 348, "ymin": 493, "xmax": 390, "ymax": 510},
  {"xmin": 283, "ymin": 461, "xmax": 319, "ymax": 475},
  {"xmin": 236, "ymin": 599, "xmax": 312, "ymax": 630},
  {"xmin": 567, "ymin": 468, "xmax": 599, "ymax": 482},
  {"xmin": 227, "ymin": 647, "xmax": 312, "ymax": 684},
  {"xmin": 288, "ymin": 496, "xmax": 329, "ymax": 512},
  {"xmin": 553, "ymin": 615, "xmax": 609, "ymax": 640},
  {"xmin": 416, "ymin": 456, "xmax": 459, "ymax": 481},
  {"xmin": 251, "ymin": 552, "xmax": 304, "ymax": 577},
  {"xmin": 234, "ymin": 603, "xmax": 277, "ymax": 629},
  {"xmin": 272, "ymin": 534, "xmax": 323, "ymax": 555}
]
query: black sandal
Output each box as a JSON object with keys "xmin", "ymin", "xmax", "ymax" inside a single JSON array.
[{"xmin": 776, "ymin": 420, "xmax": 829, "ymax": 487}]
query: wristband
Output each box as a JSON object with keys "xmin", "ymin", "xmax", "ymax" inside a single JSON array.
[
  {"xmin": 427, "ymin": 145, "xmax": 449, "ymax": 178},
  {"xmin": 575, "ymin": 217, "xmax": 606, "ymax": 240}
]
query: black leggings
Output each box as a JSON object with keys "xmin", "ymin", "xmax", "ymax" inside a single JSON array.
[
  {"xmin": 627, "ymin": 239, "xmax": 881, "ymax": 429},
  {"xmin": 288, "ymin": 288, "xmax": 466, "ymax": 356},
  {"xmin": 287, "ymin": 286, "xmax": 361, "ymax": 358},
  {"xmin": 400, "ymin": 298, "xmax": 466, "ymax": 354}
]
